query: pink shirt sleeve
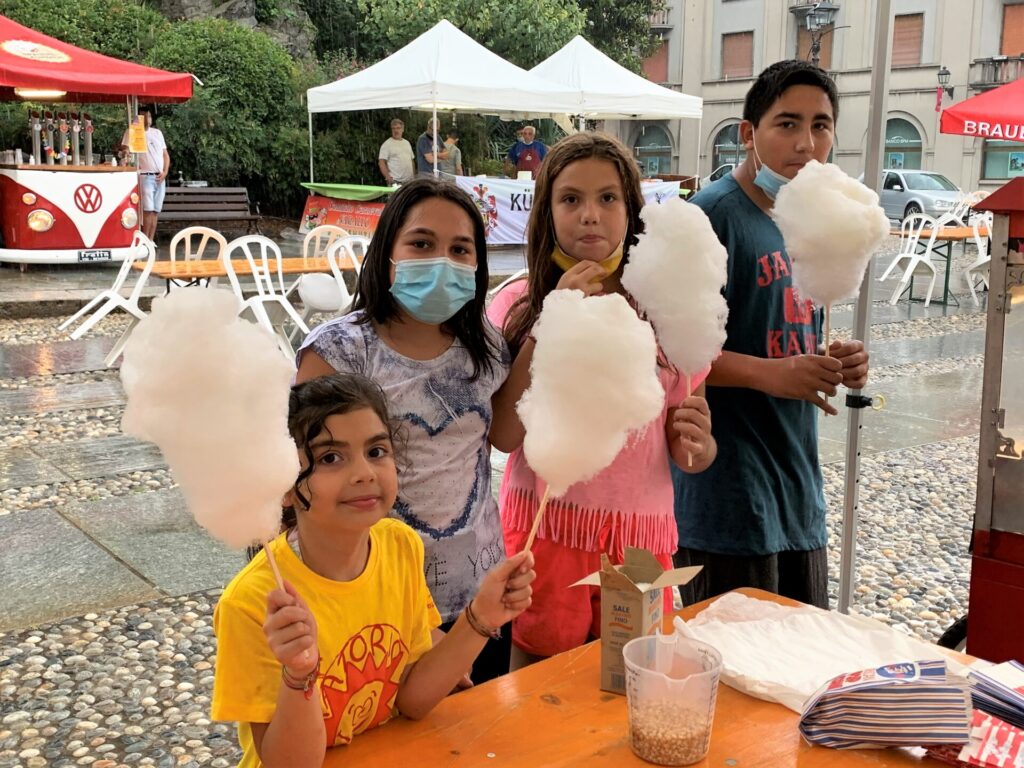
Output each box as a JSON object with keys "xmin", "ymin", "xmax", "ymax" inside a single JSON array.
[{"xmin": 485, "ymin": 278, "xmax": 528, "ymax": 331}]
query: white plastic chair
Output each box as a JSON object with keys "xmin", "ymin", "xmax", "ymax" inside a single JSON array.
[
  {"xmin": 336, "ymin": 234, "xmax": 370, "ymax": 275},
  {"xmin": 878, "ymin": 214, "xmax": 929, "ymax": 282},
  {"xmin": 167, "ymin": 226, "xmax": 228, "ymax": 290},
  {"xmin": 888, "ymin": 213, "xmax": 942, "ymax": 306},
  {"xmin": 59, "ymin": 231, "xmax": 155, "ymax": 349},
  {"xmin": 289, "ymin": 238, "xmax": 360, "ymax": 344},
  {"xmin": 303, "ymin": 224, "xmax": 348, "ymax": 262},
  {"xmin": 963, "ymin": 211, "xmax": 994, "ymax": 306},
  {"xmin": 222, "ymin": 235, "xmax": 308, "ymax": 358}
]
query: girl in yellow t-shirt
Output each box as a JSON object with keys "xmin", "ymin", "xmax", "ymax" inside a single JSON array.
[{"xmin": 211, "ymin": 373, "xmax": 535, "ymax": 768}]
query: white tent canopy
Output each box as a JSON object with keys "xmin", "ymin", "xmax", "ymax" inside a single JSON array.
[
  {"xmin": 530, "ymin": 36, "xmax": 703, "ymax": 121},
  {"xmin": 306, "ymin": 19, "xmax": 578, "ymax": 115}
]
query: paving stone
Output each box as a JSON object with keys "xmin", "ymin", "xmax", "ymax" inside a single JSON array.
[
  {"xmin": 0, "ymin": 339, "xmax": 117, "ymax": 378},
  {"xmin": 0, "ymin": 380, "xmax": 125, "ymax": 417},
  {"xmin": 0, "ymin": 508, "xmax": 160, "ymax": 630},
  {"xmin": 61, "ymin": 489, "xmax": 244, "ymax": 597},
  {"xmin": 0, "ymin": 446, "xmax": 70, "ymax": 489},
  {"xmin": 41, "ymin": 435, "xmax": 165, "ymax": 481}
]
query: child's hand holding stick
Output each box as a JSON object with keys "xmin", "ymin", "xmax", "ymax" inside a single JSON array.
[{"xmin": 265, "ymin": 580, "xmax": 319, "ymax": 685}]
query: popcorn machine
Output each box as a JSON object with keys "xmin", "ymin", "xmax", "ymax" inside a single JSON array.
[{"xmin": 967, "ymin": 177, "xmax": 1024, "ymax": 663}]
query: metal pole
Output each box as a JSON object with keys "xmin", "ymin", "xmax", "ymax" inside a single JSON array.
[
  {"xmin": 838, "ymin": 0, "xmax": 893, "ymax": 614},
  {"xmin": 307, "ymin": 112, "xmax": 315, "ymax": 183},
  {"xmin": 432, "ymin": 105, "xmax": 438, "ymax": 177},
  {"xmin": 695, "ymin": 116, "xmax": 702, "ymax": 187}
]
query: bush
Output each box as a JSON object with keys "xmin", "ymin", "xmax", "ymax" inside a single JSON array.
[{"xmin": 144, "ymin": 20, "xmax": 302, "ymax": 214}]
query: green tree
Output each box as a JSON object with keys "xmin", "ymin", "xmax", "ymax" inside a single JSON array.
[
  {"xmin": 354, "ymin": 0, "xmax": 585, "ymax": 68},
  {"xmin": 143, "ymin": 19, "xmax": 303, "ymax": 212},
  {"xmin": 578, "ymin": 0, "xmax": 664, "ymax": 73}
]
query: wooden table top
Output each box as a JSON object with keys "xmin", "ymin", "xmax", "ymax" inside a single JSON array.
[
  {"xmin": 324, "ymin": 588, "xmax": 960, "ymax": 767},
  {"xmin": 890, "ymin": 226, "xmax": 989, "ymax": 241},
  {"xmin": 135, "ymin": 257, "xmax": 356, "ymax": 280}
]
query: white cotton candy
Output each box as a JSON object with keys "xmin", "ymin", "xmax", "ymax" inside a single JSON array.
[
  {"xmin": 773, "ymin": 160, "xmax": 891, "ymax": 306},
  {"xmin": 622, "ymin": 196, "xmax": 729, "ymax": 379},
  {"xmin": 120, "ymin": 289, "xmax": 299, "ymax": 549},
  {"xmin": 517, "ymin": 290, "xmax": 664, "ymax": 497}
]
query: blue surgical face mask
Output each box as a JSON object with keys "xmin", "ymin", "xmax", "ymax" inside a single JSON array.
[
  {"xmin": 389, "ymin": 257, "xmax": 477, "ymax": 324},
  {"xmin": 751, "ymin": 141, "xmax": 791, "ymax": 200}
]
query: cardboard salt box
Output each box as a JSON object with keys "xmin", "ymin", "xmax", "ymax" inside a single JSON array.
[{"xmin": 572, "ymin": 547, "xmax": 702, "ymax": 694}]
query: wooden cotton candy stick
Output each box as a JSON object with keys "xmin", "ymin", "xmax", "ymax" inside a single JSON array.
[
  {"xmin": 685, "ymin": 373, "xmax": 693, "ymax": 468},
  {"xmin": 823, "ymin": 306, "xmax": 832, "ymax": 415},
  {"xmin": 522, "ymin": 486, "xmax": 552, "ymax": 554},
  {"xmin": 263, "ymin": 539, "xmax": 285, "ymax": 591}
]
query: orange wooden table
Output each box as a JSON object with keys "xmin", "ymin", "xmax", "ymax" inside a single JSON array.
[
  {"xmin": 134, "ymin": 257, "xmax": 356, "ymax": 293},
  {"xmin": 324, "ymin": 588, "xmax": 960, "ymax": 767}
]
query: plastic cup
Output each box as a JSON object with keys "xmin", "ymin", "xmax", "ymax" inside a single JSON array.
[{"xmin": 623, "ymin": 633, "xmax": 723, "ymax": 766}]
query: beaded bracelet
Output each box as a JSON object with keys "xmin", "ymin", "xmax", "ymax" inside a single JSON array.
[
  {"xmin": 282, "ymin": 654, "xmax": 320, "ymax": 700},
  {"xmin": 464, "ymin": 601, "xmax": 501, "ymax": 640}
]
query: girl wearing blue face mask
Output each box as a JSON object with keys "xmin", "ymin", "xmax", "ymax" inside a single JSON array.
[{"xmin": 296, "ymin": 178, "xmax": 513, "ymax": 684}]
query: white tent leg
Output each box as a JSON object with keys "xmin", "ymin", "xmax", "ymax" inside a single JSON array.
[
  {"xmin": 308, "ymin": 112, "xmax": 315, "ymax": 183},
  {"xmin": 432, "ymin": 105, "xmax": 438, "ymax": 177}
]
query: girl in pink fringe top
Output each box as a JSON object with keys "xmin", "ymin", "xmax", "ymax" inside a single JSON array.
[{"xmin": 487, "ymin": 132, "xmax": 717, "ymax": 668}]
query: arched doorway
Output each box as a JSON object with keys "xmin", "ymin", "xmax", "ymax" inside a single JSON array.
[
  {"xmin": 711, "ymin": 122, "xmax": 746, "ymax": 172},
  {"xmin": 885, "ymin": 118, "xmax": 923, "ymax": 170},
  {"xmin": 633, "ymin": 124, "xmax": 673, "ymax": 177}
]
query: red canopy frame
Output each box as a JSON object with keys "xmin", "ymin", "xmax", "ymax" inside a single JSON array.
[
  {"xmin": 940, "ymin": 78, "xmax": 1024, "ymax": 143},
  {"xmin": 0, "ymin": 15, "xmax": 192, "ymax": 104}
]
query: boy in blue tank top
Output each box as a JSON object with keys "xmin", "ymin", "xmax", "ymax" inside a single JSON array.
[{"xmin": 672, "ymin": 60, "xmax": 870, "ymax": 608}]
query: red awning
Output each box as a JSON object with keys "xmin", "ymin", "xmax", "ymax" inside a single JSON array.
[
  {"xmin": 940, "ymin": 78, "xmax": 1024, "ymax": 143},
  {"xmin": 0, "ymin": 15, "xmax": 192, "ymax": 104}
]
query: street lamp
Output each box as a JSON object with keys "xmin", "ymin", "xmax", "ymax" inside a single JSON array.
[
  {"xmin": 803, "ymin": 2, "xmax": 839, "ymax": 68},
  {"xmin": 937, "ymin": 65, "xmax": 954, "ymax": 99}
]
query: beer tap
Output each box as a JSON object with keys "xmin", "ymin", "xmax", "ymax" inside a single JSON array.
[
  {"xmin": 83, "ymin": 113, "xmax": 94, "ymax": 165},
  {"xmin": 29, "ymin": 110, "xmax": 42, "ymax": 165},
  {"xmin": 43, "ymin": 111, "xmax": 55, "ymax": 165},
  {"xmin": 57, "ymin": 112, "xmax": 69, "ymax": 166},
  {"xmin": 70, "ymin": 112, "xmax": 81, "ymax": 166}
]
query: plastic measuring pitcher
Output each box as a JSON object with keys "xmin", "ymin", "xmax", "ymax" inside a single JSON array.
[{"xmin": 622, "ymin": 633, "xmax": 723, "ymax": 766}]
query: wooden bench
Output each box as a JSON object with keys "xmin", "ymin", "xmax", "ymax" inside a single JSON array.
[{"xmin": 156, "ymin": 186, "xmax": 261, "ymax": 234}]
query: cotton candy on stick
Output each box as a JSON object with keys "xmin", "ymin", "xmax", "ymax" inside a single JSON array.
[
  {"xmin": 120, "ymin": 289, "xmax": 299, "ymax": 589},
  {"xmin": 516, "ymin": 290, "xmax": 665, "ymax": 551},
  {"xmin": 622, "ymin": 196, "xmax": 729, "ymax": 466},
  {"xmin": 773, "ymin": 160, "xmax": 890, "ymax": 356}
]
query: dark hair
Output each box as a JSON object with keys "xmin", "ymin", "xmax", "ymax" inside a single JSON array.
[
  {"xmin": 502, "ymin": 132, "xmax": 645, "ymax": 353},
  {"xmin": 446, "ymin": 129, "xmax": 460, "ymax": 139},
  {"xmin": 247, "ymin": 374, "xmax": 397, "ymax": 561},
  {"xmin": 351, "ymin": 177, "xmax": 500, "ymax": 380},
  {"xmin": 742, "ymin": 60, "xmax": 839, "ymax": 127}
]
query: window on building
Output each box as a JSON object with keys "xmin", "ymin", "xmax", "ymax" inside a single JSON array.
[
  {"xmin": 711, "ymin": 123, "xmax": 747, "ymax": 171},
  {"xmin": 885, "ymin": 118, "xmax": 922, "ymax": 170},
  {"xmin": 892, "ymin": 13, "xmax": 924, "ymax": 67},
  {"xmin": 722, "ymin": 31, "xmax": 754, "ymax": 78},
  {"xmin": 644, "ymin": 40, "xmax": 669, "ymax": 83},
  {"xmin": 1002, "ymin": 3, "xmax": 1024, "ymax": 56},
  {"xmin": 797, "ymin": 23, "xmax": 834, "ymax": 69},
  {"xmin": 983, "ymin": 140, "xmax": 1024, "ymax": 180},
  {"xmin": 634, "ymin": 124, "xmax": 673, "ymax": 177}
]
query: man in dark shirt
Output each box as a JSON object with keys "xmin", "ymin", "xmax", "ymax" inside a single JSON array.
[
  {"xmin": 672, "ymin": 60, "xmax": 870, "ymax": 609},
  {"xmin": 415, "ymin": 118, "xmax": 448, "ymax": 177}
]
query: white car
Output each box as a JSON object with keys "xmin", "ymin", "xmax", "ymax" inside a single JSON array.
[{"xmin": 700, "ymin": 163, "xmax": 736, "ymax": 189}]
